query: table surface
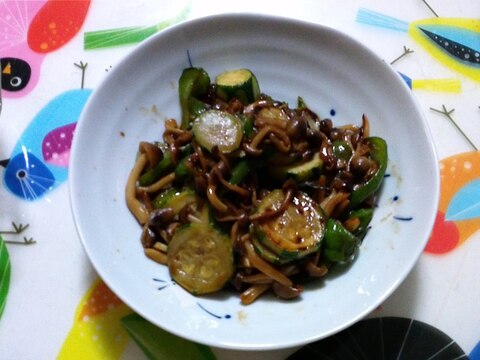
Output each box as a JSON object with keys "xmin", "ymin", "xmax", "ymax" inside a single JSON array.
[{"xmin": 1, "ymin": 1, "xmax": 479, "ymax": 359}]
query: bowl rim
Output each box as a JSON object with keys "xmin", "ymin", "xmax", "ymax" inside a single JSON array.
[{"xmin": 69, "ymin": 12, "xmax": 440, "ymax": 350}]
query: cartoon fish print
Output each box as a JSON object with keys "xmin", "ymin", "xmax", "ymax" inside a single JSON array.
[
  {"xmin": 398, "ymin": 72, "xmax": 461, "ymax": 92},
  {"xmin": 57, "ymin": 278, "xmax": 131, "ymax": 360},
  {"xmin": 1, "ymin": 57, "xmax": 31, "ymax": 92},
  {"xmin": 0, "ymin": 0, "xmax": 91, "ymax": 98},
  {"xmin": 356, "ymin": 8, "xmax": 480, "ymax": 82},
  {"xmin": 0, "ymin": 86, "xmax": 92, "ymax": 200},
  {"xmin": 0, "ymin": 0, "xmax": 45, "ymax": 98},
  {"xmin": 426, "ymin": 151, "xmax": 480, "ymax": 254}
]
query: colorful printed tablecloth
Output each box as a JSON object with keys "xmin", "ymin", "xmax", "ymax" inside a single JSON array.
[{"xmin": 1, "ymin": 1, "xmax": 479, "ymax": 359}]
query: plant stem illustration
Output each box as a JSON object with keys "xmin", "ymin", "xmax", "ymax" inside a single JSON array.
[
  {"xmin": 431, "ymin": 105, "xmax": 477, "ymax": 150},
  {"xmin": 1, "ymin": 222, "xmax": 35, "ymax": 245},
  {"xmin": 390, "ymin": 45, "xmax": 415, "ymax": 65}
]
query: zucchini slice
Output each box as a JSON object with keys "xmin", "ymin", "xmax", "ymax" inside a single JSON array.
[
  {"xmin": 153, "ymin": 188, "xmax": 198, "ymax": 214},
  {"xmin": 269, "ymin": 153, "xmax": 322, "ymax": 182},
  {"xmin": 215, "ymin": 68, "xmax": 260, "ymax": 105},
  {"xmin": 167, "ymin": 223, "xmax": 234, "ymax": 295},
  {"xmin": 251, "ymin": 236, "xmax": 289, "ymax": 265},
  {"xmin": 251, "ymin": 190, "xmax": 325, "ymax": 263},
  {"xmin": 192, "ymin": 109, "xmax": 243, "ymax": 153}
]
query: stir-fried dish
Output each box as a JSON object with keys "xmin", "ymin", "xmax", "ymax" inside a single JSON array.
[{"xmin": 126, "ymin": 67, "xmax": 388, "ymax": 305}]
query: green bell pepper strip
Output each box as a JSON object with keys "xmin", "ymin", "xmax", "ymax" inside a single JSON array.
[
  {"xmin": 139, "ymin": 145, "xmax": 192, "ymax": 186},
  {"xmin": 138, "ymin": 151, "xmax": 173, "ymax": 186},
  {"xmin": 346, "ymin": 207, "xmax": 373, "ymax": 239},
  {"xmin": 173, "ymin": 144, "xmax": 193, "ymax": 180},
  {"xmin": 323, "ymin": 218, "xmax": 360, "ymax": 262},
  {"xmin": 243, "ymin": 118, "xmax": 254, "ymax": 138},
  {"xmin": 297, "ymin": 96, "xmax": 308, "ymax": 109},
  {"xmin": 188, "ymin": 97, "xmax": 208, "ymax": 119},
  {"xmin": 349, "ymin": 136, "xmax": 388, "ymax": 210},
  {"xmin": 217, "ymin": 159, "xmax": 251, "ymax": 198},
  {"xmin": 174, "ymin": 155, "xmax": 191, "ymax": 180},
  {"xmin": 178, "ymin": 67, "xmax": 210, "ymax": 129},
  {"xmin": 229, "ymin": 160, "xmax": 250, "ymax": 185}
]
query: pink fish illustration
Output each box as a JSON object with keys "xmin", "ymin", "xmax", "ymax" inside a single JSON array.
[
  {"xmin": 1, "ymin": 0, "xmax": 91, "ymax": 98},
  {"xmin": 42, "ymin": 122, "xmax": 76, "ymax": 167}
]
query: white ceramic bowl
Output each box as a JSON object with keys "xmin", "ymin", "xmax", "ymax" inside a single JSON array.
[{"xmin": 70, "ymin": 13, "xmax": 439, "ymax": 350}]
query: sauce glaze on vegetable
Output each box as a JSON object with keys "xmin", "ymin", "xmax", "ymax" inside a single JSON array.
[{"xmin": 126, "ymin": 68, "xmax": 388, "ymax": 304}]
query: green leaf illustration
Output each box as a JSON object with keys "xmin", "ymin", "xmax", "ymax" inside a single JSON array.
[
  {"xmin": 84, "ymin": 3, "xmax": 191, "ymax": 50},
  {"xmin": 0, "ymin": 235, "xmax": 11, "ymax": 319},
  {"xmin": 121, "ymin": 313, "xmax": 216, "ymax": 360}
]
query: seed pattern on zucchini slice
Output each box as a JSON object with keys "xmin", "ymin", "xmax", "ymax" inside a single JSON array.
[
  {"xmin": 252, "ymin": 190, "xmax": 325, "ymax": 263},
  {"xmin": 167, "ymin": 223, "xmax": 234, "ymax": 295}
]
